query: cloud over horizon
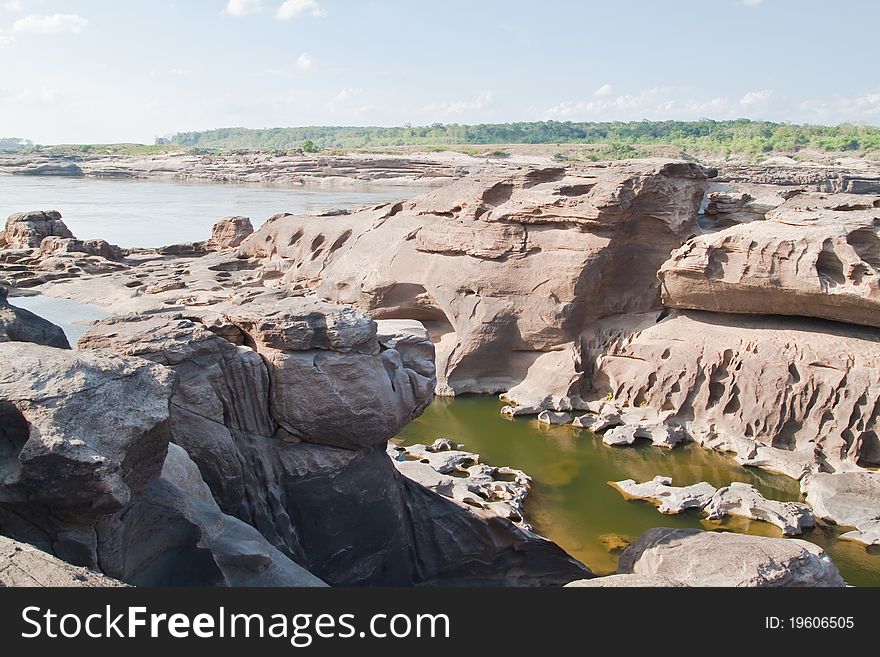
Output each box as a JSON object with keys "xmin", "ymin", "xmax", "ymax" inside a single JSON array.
[{"xmin": 13, "ymin": 13, "xmax": 88, "ymax": 34}]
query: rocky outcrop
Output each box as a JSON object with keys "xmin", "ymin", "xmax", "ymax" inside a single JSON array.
[
  {"xmin": 581, "ymin": 310, "xmax": 880, "ymax": 472},
  {"xmin": 1, "ymin": 210, "xmax": 74, "ymax": 249},
  {"xmin": 565, "ymin": 573, "xmax": 685, "ymax": 587},
  {"xmin": 78, "ymin": 296, "xmax": 589, "ymax": 586},
  {"xmin": 0, "ymin": 287, "xmax": 70, "ymax": 348},
  {"xmin": 705, "ymin": 482, "xmax": 815, "ymax": 536},
  {"xmin": 610, "ymin": 477, "xmax": 717, "ymax": 514},
  {"xmin": 389, "ymin": 439, "xmax": 531, "ymax": 528},
  {"xmin": 207, "ymin": 216, "xmax": 254, "ymax": 250},
  {"xmin": 618, "ymin": 528, "xmax": 846, "ymax": 587},
  {"xmin": 0, "ymin": 343, "xmax": 174, "ymax": 534},
  {"xmin": 802, "ymin": 472, "xmax": 880, "ymax": 546},
  {"xmin": 40, "ymin": 236, "xmax": 123, "ymax": 261},
  {"xmin": 1, "ymin": 535, "xmax": 124, "ymax": 587},
  {"xmin": 96, "ymin": 444, "xmax": 327, "ymax": 586},
  {"xmin": 660, "ymin": 192, "xmax": 880, "ymax": 328},
  {"xmin": 237, "ymin": 161, "xmax": 711, "ymax": 396}
]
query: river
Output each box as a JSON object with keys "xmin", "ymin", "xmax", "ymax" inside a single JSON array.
[
  {"xmin": 0, "ymin": 175, "xmax": 431, "ymax": 248},
  {"xmin": 4, "ymin": 175, "xmax": 879, "ymax": 586},
  {"xmin": 397, "ymin": 396, "xmax": 880, "ymax": 586}
]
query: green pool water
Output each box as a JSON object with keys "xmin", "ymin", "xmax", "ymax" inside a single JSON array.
[{"xmin": 395, "ymin": 396, "xmax": 880, "ymax": 586}]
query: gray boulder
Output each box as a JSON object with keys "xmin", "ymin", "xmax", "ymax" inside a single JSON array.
[
  {"xmin": 0, "ymin": 287, "xmax": 70, "ymax": 348},
  {"xmin": 618, "ymin": 528, "xmax": 845, "ymax": 587}
]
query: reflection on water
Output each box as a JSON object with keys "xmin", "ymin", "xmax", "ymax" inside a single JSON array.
[
  {"xmin": 8, "ymin": 294, "xmax": 110, "ymax": 346},
  {"xmin": 396, "ymin": 396, "xmax": 880, "ymax": 586},
  {"xmin": 0, "ymin": 176, "xmax": 434, "ymax": 248}
]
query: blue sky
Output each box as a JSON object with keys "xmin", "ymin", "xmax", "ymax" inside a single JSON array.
[{"xmin": 1, "ymin": 0, "xmax": 878, "ymax": 143}]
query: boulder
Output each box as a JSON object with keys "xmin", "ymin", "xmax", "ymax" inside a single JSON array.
[
  {"xmin": 565, "ymin": 574, "xmax": 685, "ymax": 587},
  {"xmin": 610, "ymin": 476, "xmax": 717, "ymax": 514},
  {"xmin": 704, "ymin": 482, "xmax": 815, "ymax": 536},
  {"xmin": 802, "ymin": 472, "xmax": 880, "ymax": 546},
  {"xmin": 572, "ymin": 411, "xmax": 621, "ymax": 432},
  {"xmin": 3, "ymin": 210, "xmax": 75, "ymax": 249},
  {"xmin": 602, "ymin": 422, "xmax": 688, "ymax": 448},
  {"xmin": 238, "ymin": 161, "xmax": 711, "ymax": 395},
  {"xmin": 95, "ymin": 444, "xmax": 327, "ymax": 587},
  {"xmin": 0, "ymin": 287, "xmax": 70, "ymax": 348},
  {"xmin": 618, "ymin": 527, "xmax": 845, "ymax": 587},
  {"xmin": 389, "ymin": 442, "xmax": 531, "ymax": 528},
  {"xmin": 207, "ymin": 216, "xmax": 254, "ymax": 251},
  {"xmin": 537, "ymin": 410, "xmax": 572, "ymax": 425},
  {"xmin": 0, "ymin": 535, "xmax": 125, "ymax": 587},
  {"xmin": 79, "ymin": 301, "xmax": 588, "ymax": 586},
  {"xmin": 40, "ymin": 236, "xmax": 123, "ymax": 262},
  {"xmin": 660, "ymin": 192, "xmax": 880, "ymax": 328},
  {"xmin": 582, "ymin": 310, "xmax": 880, "ymax": 471},
  {"xmin": 0, "ymin": 342, "xmax": 174, "ymax": 530}
]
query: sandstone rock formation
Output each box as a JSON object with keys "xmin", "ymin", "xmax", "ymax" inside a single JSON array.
[
  {"xmin": 78, "ymin": 296, "xmax": 590, "ymax": 586},
  {"xmin": 0, "ymin": 286, "xmax": 70, "ymax": 348},
  {"xmin": 389, "ymin": 439, "xmax": 531, "ymax": 528},
  {"xmin": 618, "ymin": 528, "xmax": 845, "ymax": 587},
  {"xmin": 237, "ymin": 160, "xmax": 711, "ymax": 396},
  {"xmin": 565, "ymin": 573, "xmax": 685, "ymax": 587},
  {"xmin": 207, "ymin": 216, "xmax": 254, "ymax": 250},
  {"xmin": 660, "ymin": 192, "xmax": 880, "ymax": 328},
  {"xmin": 610, "ymin": 477, "xmax": 717, "ymax": 514},
  {"xmin": 582, "ymin": 310, "xmax": 880, "ymax": 472},
  {"xmin": 0, "ymin": 343, "xmax": 174, "ymax": 536},
  {"xmin": 704, "ymin": 482, "xmax": 815, "ymax": 536},
  {"xmin": 1, "ymin": 210, "xmax": 74, "ymax": 249},
  {"xmin": 96, "ymin": 444, "xmax": 327, "ymax": 586},
  {"xmin": 0, "ymin": 535, "xmax": 124, "ymax": 587},
  {"xmin": 802, "ymin": 472, "xmax": 880, "ymax": 546}
]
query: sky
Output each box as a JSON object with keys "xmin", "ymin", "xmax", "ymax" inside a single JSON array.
[{"xmin": 1, "ymin": 0, "xmax": 878, "ymax": 144}]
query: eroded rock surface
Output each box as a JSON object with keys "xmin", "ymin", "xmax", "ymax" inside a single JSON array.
[
  {"xmin": 802, "ymin": 472, "xmax": 880, "ymax": 546},
  {"xmin": 661, "ymin": 192, "xmax": 880, "ymax": 328},
  {"xmin": 238, "ymin": 161, "xmax": 711, "ymax": 397},
  {"xmin": 78, "ymin": 296, "xmax": 589, "ymax": 586},
  {"xmin": 618, "ymin": 528, "xmax": 845, "ymax": 587},
  {"xmin": 0, "ymin": 535, "xmax": 124, "ymax": 587},
  {"xmin": 389, "ymin": 439, "xmax": 531, "ymax": 528},
  {"xmin": 582, "ymin": 310, "xmax": 880, "ymax": 472},
  {"xmin": 0, "ymin": 286, "xmax": 70, "ymax": 348},
  {"xmin": 705, "ymin": 482, "xmax": 815, "ymax": 536},
  {"xmin": 1, "ymin": 210, "xmax": 74, "ymax": 249},
  {"xmin": 610, "ymin": 476, "xmax": 717, "ymax": 514},
  {"xmin": 0, "ymin": 343, "xmax": 173, "ymax": 531}
]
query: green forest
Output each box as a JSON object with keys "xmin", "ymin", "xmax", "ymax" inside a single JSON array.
[{"xmin": 161, "ymin": 120, "xmax": 880, "ymax": 159}]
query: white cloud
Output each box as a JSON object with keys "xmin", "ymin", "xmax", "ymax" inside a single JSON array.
[
  {"xmin": 420, "ymin": 92, "xmax": 494, "ymax": 115},
  {"xmin": 740, "ymin": 89, "xmax": 773, "ymax": 106},
  {"xmin": 594, "ymin": 83, "xmax": 613, "ymax": 97},
  {"xmin": 276, "ymin": 0, "xmax": 325, "ymax": 20},
  {"xmin": 4, "ymin": 1, "xmax": 23, "ymax": 11},
  {"xmin": 543, "ymin": 87, "xmax": 734, "ymax": 121},
  {"xmin": 224, "ymin": 0, "xmax": 263, "ymax": 16},
  {"xmin": 327, "ymin": 87, "xmax": 373, "ymax": 115},
  {"xmin": 13, "ymin": 14, "xmax": 88, "ymax": 34},
  {"xmin": 0, "ymin": 35, "xmax": 14, "ymax": 46},
  {"xmin": 296, "ymin": 52, "xmax": 312, "ymax": 70},
  {"xmin": 742, "ymin": 0, "xmax": 765, "ymax": 5}
]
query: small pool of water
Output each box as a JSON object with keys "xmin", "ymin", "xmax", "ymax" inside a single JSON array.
[
  {"xmin": 8, "ymin": 294, "xmax": 110, "ymax": 346},
  {"xmin": 396, "ymin": 396, "xmax": 880, "ymax": 586}
]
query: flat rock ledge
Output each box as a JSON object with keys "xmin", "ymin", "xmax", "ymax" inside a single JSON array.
[
  {"xmin": 565, "ymin": 574, "xmax": 685, "ymax": 587},
  {"xmin": 610, "ymin": 478, "xmax": 815, "ymax": 536},
  {"xmin": 617, "ymin": 528, "xmax": 845, "ymax": 587},
  {"xmin": 1, "ymin": 535, "xmax": 125, "ymax": 587},
  {"xmin": 611, "ymin": 477, "xmax": 717, "ymax": 514},
  {"xmin": 802, "ymin": 472, "xmax": 880, "ymax": 546},
  {"xmin": 389, "ymin": 439, "xmax": 531, "ymax": 528}
]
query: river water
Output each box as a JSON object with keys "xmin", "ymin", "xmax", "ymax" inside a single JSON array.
[
  {"xmin": 0, "ymin": 175, "xmax": 430, "ymax": 248},
  {"xmin": 397, "ymin": 396, "xmax": 880, "ymax": 587},
  {"xmin": 3, "ymin": 175, "xmax": 879, "ymax": 586}
]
